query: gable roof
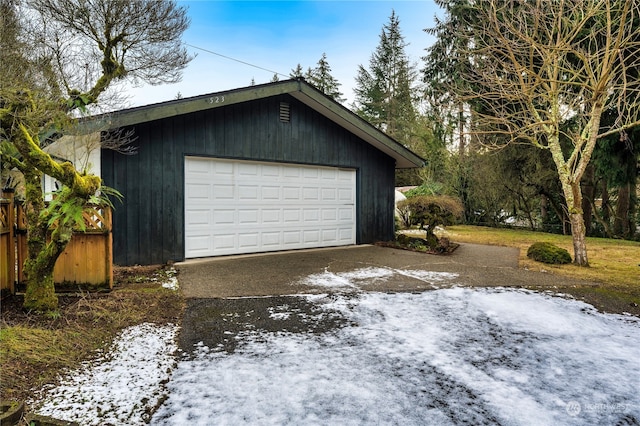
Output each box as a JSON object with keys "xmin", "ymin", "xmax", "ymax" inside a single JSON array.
[{"xmin": 86, "ymin": 79, "xmax": 424, "ymax": 168}]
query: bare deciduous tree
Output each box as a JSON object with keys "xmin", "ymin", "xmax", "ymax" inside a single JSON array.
[
  {"xmin": 1, "ymin": 0, "xmax": 191, "ymax": 312},
  {"xmin": 452, "ymin": 0, "xmax": 640, "ymax": 266}
]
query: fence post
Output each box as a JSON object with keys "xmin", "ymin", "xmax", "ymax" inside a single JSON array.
[
  {"xmin": 105, "ymin": 206, "xmax": 113, "ymax": 288},
  {"xmin": 1, "ymin": 188, "xmax": 16, "ymax": 294},
  {"xmin": 16, "ymin": 200, "xmax": 27, "ymax": 285}
]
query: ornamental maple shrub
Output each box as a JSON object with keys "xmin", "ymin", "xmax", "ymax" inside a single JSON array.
[
  {"xmin": 397, "ymin": 195, "xmax": 463, "ymax": 248},
  {"xmin": 527, "ymin": 242, "xmax": 572, "ymax": 264}
]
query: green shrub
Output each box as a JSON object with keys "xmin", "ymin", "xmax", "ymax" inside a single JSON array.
[
  {"xmin": 526, "ymin": 242, "xmax": 572, "ymax": 264},
  {"xmin": 397, "ymin": 195, "xmax": 464, "ymax": 231},
  {"xmin": 404, "ymin": 182, "xmax": 444, "ymax": 198},
  {"xmin": 396, "ymin": 195, "xmax": 464, "ymax": 248}
]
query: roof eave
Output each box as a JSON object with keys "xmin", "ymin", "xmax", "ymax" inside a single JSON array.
[
  {"xmin": 82, "ymin": 79, "xmax": 424, "ymax": 169},
  {"xmin": 290, "ymin": 82, "xmax": 424, "ymax": 169}
]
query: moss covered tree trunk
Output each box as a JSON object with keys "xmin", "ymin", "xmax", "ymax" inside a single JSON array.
[
  {"xmin": 21, "ymin": 170, "xmax": 79, "ymax": 311},
  {"xmin": 548, "ymin": 127, "xmax": 597, "ymax": 267},
  {"xmin": 21, "ymin": 168, "xmax": 58, "ymax": 311},
  {"xmin": 5, "ymin": 98, "xmax": 101, "ymax": 312}
]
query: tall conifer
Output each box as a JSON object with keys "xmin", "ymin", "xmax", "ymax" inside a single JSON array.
[{"xmin": 353, "ymin": 10, "xmax": 417, "ymax": 143}]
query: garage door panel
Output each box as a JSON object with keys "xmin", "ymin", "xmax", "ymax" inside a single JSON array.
[
  {"xmin": 186, "ymin": 158, "xmax": 211, "ymax": 174},
  {"xmin": 262, "ymin": 186, "xmax": 280, "ymax": 199},
  {"xmin": 262, "ymin": 164, "xmax": 280, "ymax": 177},
  {"xmin": 283, "ymin": 168, "xmax": 300, "ymax": 178},
  {"xmin": 186, "ymin": 209, "xmax": 211, "ymax": 226},
  {"xmin": 321, "ymin": 188, "xmax": 337, "ymax": 200},
  {"xmin": 213, "ymin": 234, "xmax": 235, "ymax": 250},
  {"xmin": 339, "ymin": 228, "xmax": 354, "ymax": 241},
  {"xmin": 238, "ymin": 233, "xmax": 259, "ymax": 248},
  {"xmin": 238, "ymin": 185, "xmax": 259, "ymax": 200},
  {"xmin": 303, "ymin": 230, "xmax": 320, "ymax": 243},
  {"xmin": 283, "ymin": 231, "xmax": 301, "ymax": 245},
  {"xmin": 303, "ymin": 187, "xmax": 319, "ymax": 200},
  {"xmin": 186, "ymin": 183, "xmax": 210, "ymax": 200},
  {"xmin": 283, "ymin": 209, "xmax": 300, "ymax": 222},
  {"xmin": 283, "ymin": 187, "xmax": 300, "ymax": 199},
  {"xmin": 303, "ymin": 168, "xmax": 319, "ymax": 179},
  {"xmin": 262, "ymin": 232, "xmax": 281, "ymax": 246},
  {"xmin": 262, "ymin": 209, "xmax": 280, "ymax": 223},
  {"xmin": 322, "ymin": 229, "xmax": 337, "ymax": 241},
  {"xmin": 238, "ymin": 163, "xmax": 259, "ymax": 176},
  {"xmin": 213, "ymin": 161, "xmax": 234, "ymax": 175},
  {"xmin": 303, "ymin": 209, "xmax": 320, "ymax": 221},
  {"xmin": 213, "ymin": 184, "xmax": 234, "ymax": 199},
  {"xmin": 339, "ymin": 208, "xmax": 354, "ymax": 220},
  {"xmin": 186, "ymin": 235, "xmax": 211, "ymax": 253},
  {"xmin": 238, "ymin": 209, "xmax": 259, "ymax": 224},
  {"xmin": 185, "ymin": 157, "xmax": 356, "ymax": 258},
  {"xmin": 213, "ymin": 210, "xmax": 235, "ymax": 225},
  {"xmin": 322, "ymin": 209, "xmax": 337, "ymax": 221},
  {"xmin": 338, "ymin": 188, "xmax": 353, "ymax": 202}
]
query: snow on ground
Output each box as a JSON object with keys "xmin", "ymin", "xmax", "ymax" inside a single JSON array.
[
  {"xmin": 31, "ymin": 270, "xmax": 640, "ymax": 426},
  {"xmin": 300, "ymin": 266, "xmax": 459, "ymax": 289},
  {"xmin": 33, "ymin": 323, "xmax": 179, "ymax": 425},
  {"xmin": 150, "ymin": 267, "xmax": 179, "ymax": 290},
  {"xmin": 153, "ymin": 288, "xmax": 640, "ymax": 426}
]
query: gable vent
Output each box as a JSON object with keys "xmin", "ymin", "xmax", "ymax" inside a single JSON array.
[{"xmin": 279, "ymin": 102, "xmax": 290, "ymax": 123}]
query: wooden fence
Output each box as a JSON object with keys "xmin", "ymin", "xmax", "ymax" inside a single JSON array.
[
  {"xmin": 0, "ymin": 193, "xmax": 16, "ymax": 295},
  {"xmin": 1, "ymin": 189, "xmax": 112, "ymax": 296}
]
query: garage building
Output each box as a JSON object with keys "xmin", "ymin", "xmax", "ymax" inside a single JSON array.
[{"xmin": 99, "ymin": 79, "xmax": 423, "ymax": 265}]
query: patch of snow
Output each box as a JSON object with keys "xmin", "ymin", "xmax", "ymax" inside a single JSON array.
[
  {"xmin": 300, "ymin": 266, "xmax": 458, "ymax": 289},
  {"xmin": 161, "ymin": 267, "xmax": 179, "ymax": 290},
  {"xmin": 162, "ymin": 276, "xmax": 179, "ymax": 290},
  {"xmin": 395, "ymin": 269, "xmax": 459, "ymax": 283},
  {"xmin": 33, "ymin": 323, "xmax": 179, "ymax": 426},
  {"xmin": 31, "ymin": 275, "xmax": 640, "ymax": 426},
  {"xmin": 268, "ymin": 305, "xmax": 292, "ymax": 320},
  {"xmin": 153, "ymin": 288, "xmax": 640, "ymax": 425}
]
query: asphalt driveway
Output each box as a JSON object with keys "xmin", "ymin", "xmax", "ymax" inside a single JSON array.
[
  {"xmin": 155, "ymin": 251, "xmax": 637, "ymax": 425},
  {"xmin": 32, "ymin": 244, "xmax": 638, "ymax": 425}
]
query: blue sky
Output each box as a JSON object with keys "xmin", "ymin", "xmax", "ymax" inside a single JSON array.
[{"xmin": 123, "ymin": 1, "xmax": 442, "ymax": 107}]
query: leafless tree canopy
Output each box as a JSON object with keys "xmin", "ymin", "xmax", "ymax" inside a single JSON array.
[
  {"xmin": 28, "ymin": 0, "xmax": 191, "ymax": 103},
  {"xmin": 0, "ymin": 0, "xmax": 192, "ymax": 311},
  {"xmin": 457, "ymin": 0, "xmax": 640, "ymax": 148},
  {"xmin": 445, "ymin": 0, "xmax": 640, "ymax": 266}
]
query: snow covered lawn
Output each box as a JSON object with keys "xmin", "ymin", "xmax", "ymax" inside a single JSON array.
[{"xmin": 33, "ymin": 269, "xmax": 639, "ymax": 425}]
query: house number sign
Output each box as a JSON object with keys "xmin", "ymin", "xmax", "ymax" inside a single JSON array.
[{"xmin": 207, "ymin": 96, "xmax": 225, "ymax": 104}]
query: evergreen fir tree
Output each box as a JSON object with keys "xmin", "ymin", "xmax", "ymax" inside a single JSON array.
[
  {"xmin": 306, "ymin": 53, "xmax": 345, "ymax": 103},
  {"xmin": 353, "ymin": 10, "xmax": 417, "ymax": 142},
  {"xmin": 290, "ymin": 64, "xmax": 304, "ymax": 78}
]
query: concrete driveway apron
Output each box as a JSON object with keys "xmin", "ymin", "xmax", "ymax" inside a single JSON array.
[{"xmin": 173, "ymin": 243, "xmax": 584, "ymax": 299}]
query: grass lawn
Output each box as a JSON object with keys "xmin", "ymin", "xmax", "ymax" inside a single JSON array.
[
  {"xmin": 444, "ymin": 225, "xmax": 640, "ymax": 313},
  {"xmin": 0, "ymin": 266, "xmax": 183, "ymax": 406}
]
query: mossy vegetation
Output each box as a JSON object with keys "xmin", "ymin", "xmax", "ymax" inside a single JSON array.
[
  {"xmin": 0, "ymin": 266, "xmax": 183, "ymax": 404},
  {"xmin": 527, "ymin": 242, "xmax": 572, "ymax": 264},
  {"xmin": 391, "ymin": 233, "xmax": 458, "ymax": 254}
]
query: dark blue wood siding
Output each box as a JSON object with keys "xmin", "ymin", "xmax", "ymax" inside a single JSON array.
[{"xmin": 102, "ymin": 95, "xmax": 395, "ymax": 265}]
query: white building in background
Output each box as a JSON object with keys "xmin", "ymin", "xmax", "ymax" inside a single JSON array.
[{"xmin": 42, "ymin": 132, "xmax": 102, "ymax": 200}]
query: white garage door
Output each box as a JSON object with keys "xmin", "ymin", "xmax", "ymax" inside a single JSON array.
[{"xmin": 184, "ymin": 157, "xmax": 356, "ymax": 258}]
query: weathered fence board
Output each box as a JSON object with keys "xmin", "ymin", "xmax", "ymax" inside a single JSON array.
[
  {"xmin": 1, "ymin": 192, "xmax": 16, "ymax": 295},
  {"xmin": 52, "ymin": 206, "xmax": 113, "ymax": 289},
  {"xmin": 0, "ymin": 189, "xmax": 112, "ymax": 294}
]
